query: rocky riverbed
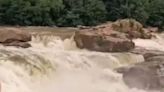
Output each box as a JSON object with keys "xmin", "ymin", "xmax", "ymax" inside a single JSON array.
[{"xmin": 0, "ymin": 19, "xmax": 163, "ymax": 92}]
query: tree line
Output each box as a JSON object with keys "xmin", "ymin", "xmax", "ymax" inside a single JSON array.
[{"xmin": 0, "ymin": 0, "xmax": 163, "ymax": 28}]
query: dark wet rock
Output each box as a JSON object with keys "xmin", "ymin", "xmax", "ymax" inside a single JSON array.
[{"xmin": 3, "ymin": 41, "xmax": 31, "ymax": 48}]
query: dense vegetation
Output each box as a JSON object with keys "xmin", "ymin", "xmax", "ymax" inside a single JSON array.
[{"xmin": 0, "ymin": 0, "xmax": 163, "ymax": 28}]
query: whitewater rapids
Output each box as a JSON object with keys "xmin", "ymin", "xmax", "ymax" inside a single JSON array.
[{"xmin": 0, "ymin": 32, "xmax": 162, "ymax": 92}]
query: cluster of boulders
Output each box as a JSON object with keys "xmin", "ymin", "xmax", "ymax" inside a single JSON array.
[
  {"xmin": 74, "ymin": 19, "xmax": 155, "ymax": 52},
  {"xmin": 112, "ymin": 19, "xmax": 152, "ymax": 39},
  {"xmin": 0, "ymin": 28, "xmax": 31, "ymax": 48},
  {"xmin": 116, "ymin": 48, "xmax": 164, "ymax": 91},
  {"xmin": 74, "ymin": 19, "xmax": 164, "ymax": 91}
]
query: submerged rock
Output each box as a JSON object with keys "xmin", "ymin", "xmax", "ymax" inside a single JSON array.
[
  {"xmin": 3, "ymin": 41, "xmax": 31, "ymax": 48},
  {"xmin": 0, "ymin": 28, "xmax": 31, "ymax": 48}
]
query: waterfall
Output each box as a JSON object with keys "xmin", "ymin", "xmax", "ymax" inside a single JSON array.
[{"xmin": 0, "ymin": 33, "xmax": 160, "ymax": 92}]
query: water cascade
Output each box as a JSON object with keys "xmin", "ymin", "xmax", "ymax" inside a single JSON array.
[{"xmin": 0, "ymin": 32, "xmax": 162, "ymax": 92}]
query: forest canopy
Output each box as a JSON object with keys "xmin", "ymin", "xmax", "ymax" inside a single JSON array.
[{"xmin": 0, "ymin": 0, "xmax": 163, "ymax": 28}]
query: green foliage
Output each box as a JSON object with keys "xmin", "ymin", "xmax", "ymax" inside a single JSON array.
[
  {"xmin": 103, "ymin": 0, "xmax": 164, "ymax": 28},
  {"xmin": 0, "ymin": 0, "xmax": 106, "ymax": 26},
  {"xmin": 0, "ymin": 0, "xmax": 163, "ymax": 28},
  {"xmin": 0, "ymin": 0, "xmax": 64, "ymax": 26},
  {"xmin": 146, "ymin": 0, "xmax": 164, "ymax": 28},
  {"xmin": 103, "ymin": 0, "xmax": 149, "ymax": 24},
  {"xmin": 58, "ymin": 0, "xmax": 106, "ymax": 26}
]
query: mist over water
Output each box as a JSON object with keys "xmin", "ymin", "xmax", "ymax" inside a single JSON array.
[{"xmin": 0, "ymin": 33, "xmax": 162, "ymax": 92}]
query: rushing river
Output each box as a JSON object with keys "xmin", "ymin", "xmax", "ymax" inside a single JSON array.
[{"xmin": 0, "ymin": 32, "xmax": 162, "ymax": 92}]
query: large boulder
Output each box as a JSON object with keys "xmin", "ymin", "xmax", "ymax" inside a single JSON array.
[
  {"xmin": 74, "ymin": 29, "xmax": 135, "ymax": 52},
  {"xmin": 0, "ymin": 28, "xmax": 31, "ymax": 48},
  {"xmin": 74, "ymin": 19, "xmax": 153, "ymax": 52}
]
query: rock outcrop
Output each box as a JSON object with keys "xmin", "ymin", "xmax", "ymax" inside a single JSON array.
[
  {"xmin": 74, "ymin": 19, "xmax": 153, "ymax": 52},
  {"xmin": 0, "ymin": 28, "xmax": 32, "ymax": 48},
  {"xmin": 112, "ymin": 19, "xmax": 152, "ymax": 39},
  {"xmin": 74, "ymin": 28, "xmax": 135, "ymax": 52}
]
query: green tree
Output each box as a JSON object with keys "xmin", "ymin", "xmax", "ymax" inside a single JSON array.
[
  {"xmin": 0, "ymin": 0, "xmax": 64, "ymax": 26},
  {"xmin": 103, "ymin": 0, "xmax": 149, "ymax": 24},
  {"xmin": 146, "ymin": 0, "xmax": 164, "ymax": 28},
  {"xmin": 0, "ymin": 0, "xmax": 29, "ymax": 25},
  {"xmin": 0, "ymin": 0, "xmax": 163, "ymax": 28},
  {"xmin": 59, "ymin": 0, "xmax": 106, "ymax": 26},
  {"xmin": 81, "ymin": 0, "xmax": 107, "ymax": 25}
]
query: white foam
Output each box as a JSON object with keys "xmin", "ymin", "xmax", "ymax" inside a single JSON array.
[{"xmin": 0, "ymin": 34, "xmax": 160, "ymax": 92}]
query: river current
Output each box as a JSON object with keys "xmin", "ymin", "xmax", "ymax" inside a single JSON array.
[{"xmin": 0, "ymin": 32, "xmax": 163, "ymax": 92}]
